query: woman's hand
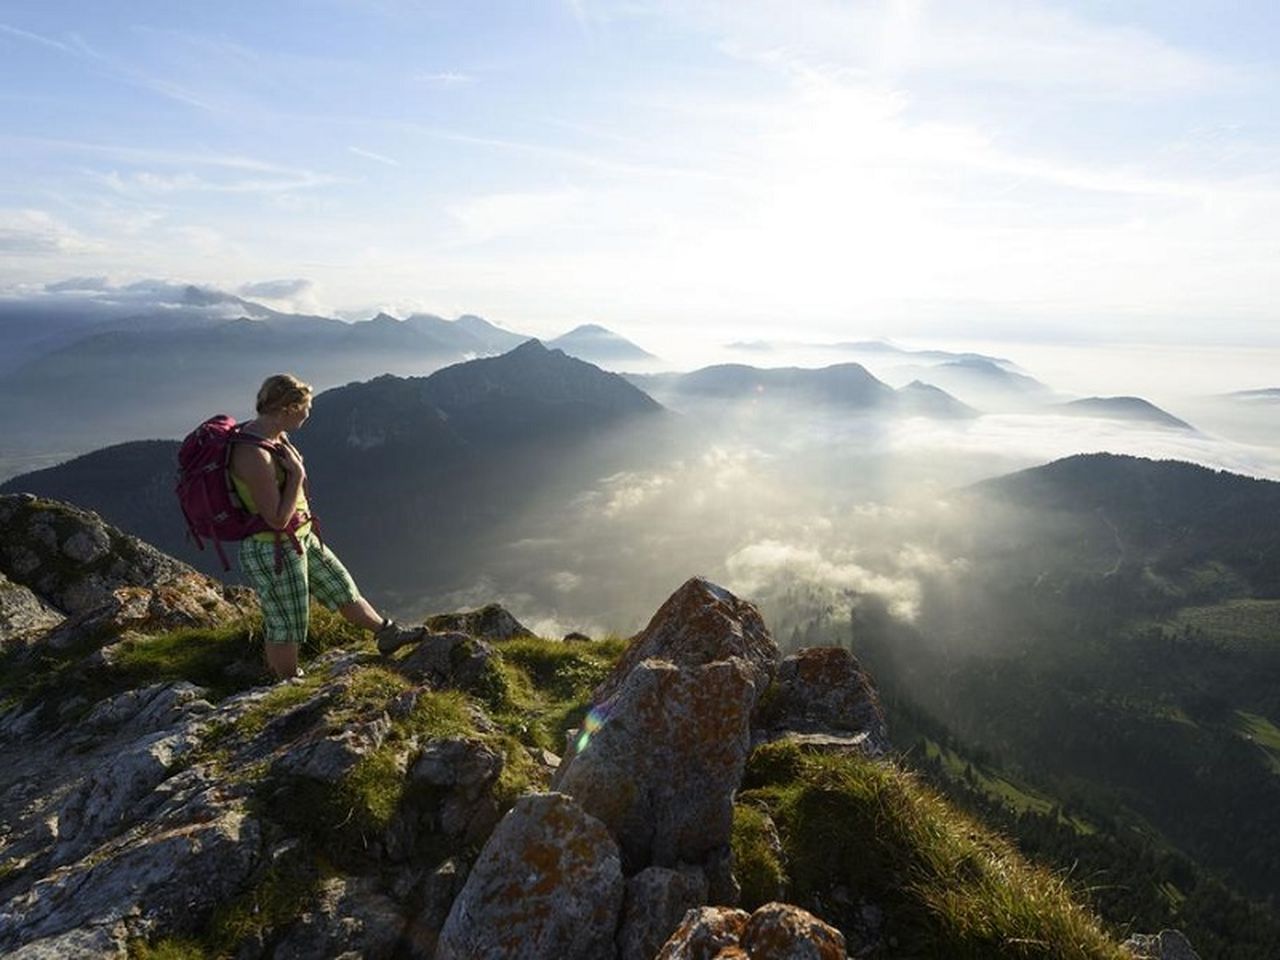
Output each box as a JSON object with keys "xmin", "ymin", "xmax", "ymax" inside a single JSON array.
[{"xmin": 277, "ymin": 440, "xmax": 307, "ymax": 480}]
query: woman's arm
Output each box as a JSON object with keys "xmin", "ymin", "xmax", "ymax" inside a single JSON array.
[{"xmin": 231, "ymin": 443, "xmax": 304, "ymax": 530}]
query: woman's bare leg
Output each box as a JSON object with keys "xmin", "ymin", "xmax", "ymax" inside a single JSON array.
[
  {"xmin": 338, "ymin": 597, "xmax": 385, "ymax": 632},
  {"xmin": 264, "ymin": 642, "xmax": 300, "ymax": 680}
]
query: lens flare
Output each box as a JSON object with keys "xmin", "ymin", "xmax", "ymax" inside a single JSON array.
[{"xmin": 575, "ymin": 706, "xmax": 607, "ymax": 754}]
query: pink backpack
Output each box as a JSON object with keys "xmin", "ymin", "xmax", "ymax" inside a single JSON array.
[{"xmin": 176, "ymin": 415, "xmax": 312, "ymax": 571}]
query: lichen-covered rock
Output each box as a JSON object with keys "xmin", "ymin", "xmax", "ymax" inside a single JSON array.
[
  {"xmin": 273, "ymin": 716, "xmax": 392, "ymax": 783},
  {"xmin": 426, "ymin": 602, "xmax": 535, "ymax": 641},
  {"xmin": 395, "ymin": 630, "xmax": 498, "ymax": 693},
  {"xmin": 618, "ymin": 865, "xmax": 710, "ymax": 960},
  {"xmin": 0, "ymin": 495, "xmax": 236, "ymax": 618},
  {"xmin": 656, "ymin": 906, "xmax": 750, "ymax": 959},
  {"xmin": 657, "ymin": 903, "xmax": 845, "ymax": 960},
  {"xmin": 761, "ymin": 648, "xmax": 887, "ymax": 755},
  {"xmin": 417, "ymin": 738, "xmax": 504, "ymax": 830},
  {"xmin": 739, "ymin": 902, "xmax": 847, "ymax": 959},
  {"xmin": 555, "ymin": 658, "xmax": 754, "ymax": 872},
  {"xmin": 435, "ymin": 792, "xmax": 624, "ymax": 960},
  {"xmin": 1123, "ymin": 929, "xmax": 1201, "ymax": 960},
  {"xmin": 41, "ymin": 580, "xmax": 252, "ymax": 655},
  {"xmin": 0, "ymin": 571, "xmax": 64, "ymax": 646},
  {"xmin": 0, "ymin": 803, "xmax": 261, "ymax": 954},
  {"xmin": 4, "ymin": 924, "xmax": 128, "ymax": 959},
  {"xmin": 50, "ymin": 725, "xmax": 201, "ymax": 867},
  {"xmin": 81, "ymin": 681, "xmax": 213, "ymax": 736},
  {"xmin": 273, "ymin": 875, "xmax": 406, "ymax": 960},
  {"xmin": 594, "ymin": 578, "xmax": 778, "ymax": 706}
]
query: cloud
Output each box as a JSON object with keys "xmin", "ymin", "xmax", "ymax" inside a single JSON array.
[
  {"xmin": 94, "ymin": 167, "xmax": 339, "ymax": 195},
  {"xmin": 548, "ymin": 570, "xmax": 582, "ymax": 593},
  {"xmin": 725, "ymin": 538, "xmax": 924, "ymax": 621},
  {"xmin": 0, "ymin": 209, "xmax": 94, "ymax": 255},
  {"xmin": 577, "ymin": 469, "xmax": 673, "ymax": 518},
  {"xmin": 0, "ymin": 22, "xmax": 75, "ymax": 55},
  {"xmin": 348, "ymin": 146, "xmax": 399, "ymax": 166},
  {"xmin": 415, "ymin": 71, "xmax": 474, "ymax": 85},
  {"xmin": 238, "ymin": 278, "xmax": 313, "ymax": 299},
  {"xmin": 657, "ymin": 0, "xmax": 1248, "ymax": 99},
  {"xmin": 44, "ymin": 276, "xmax": 111, "ymax": 292}
]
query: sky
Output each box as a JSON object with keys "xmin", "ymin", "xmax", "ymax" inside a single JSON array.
[{"xmin": 2, "ymin": 1, "xmax": 1279, "ymax": 349}]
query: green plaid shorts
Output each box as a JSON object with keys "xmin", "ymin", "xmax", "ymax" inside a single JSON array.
[{"xmin": 238, "ymin": 533, "xmax": 361, "ymax": 645}]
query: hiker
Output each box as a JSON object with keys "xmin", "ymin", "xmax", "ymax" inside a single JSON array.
[{"xmin": 229, "ymin": 373, "xmax": 422, "ymax": 680}]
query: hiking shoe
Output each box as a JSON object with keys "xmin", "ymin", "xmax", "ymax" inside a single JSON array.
[{"xmin": 375, "ymin": 619, "xmax": 426, "ymax": 656}]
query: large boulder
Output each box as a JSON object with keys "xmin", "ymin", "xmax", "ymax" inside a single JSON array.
[
  {"xmin": 425, "ymin": 602, "xmax": 535, "ymax": 642},
  {"xmin": 739, "ymin": 902, "xmax": 847, "ymax": 959},
  {"xmin": 758, "ymin": 647, "xmax": 888, "ymax": 756},
  {"xmin": 435, "ymin": 792, "xmax": 624, "ymax": 960},
  {"xmin": 618, "ymin": 865, "xmax": 710, "ymax": 960},
  {"xmin": 594, "ymin": 578, "xmax": 778, "ymax": 705},
  {"xmin": 1123, "ymin": 930, "xmax": 1201, "ymax": 960},
  {"xmin": 394, "ymin": 631, "xmax": 498, "ymax": 694},
  {"xmin": 401, "ymin": 736, "xmax": 506, "ymax": 845},
  {"xmin": 0, "ymin": 495, "xmax": 233, "ymax": 618},
  {"xmin": 658, "ymin": 903, "xmax": 846, "ymax": 959},
  {"xmin": 656, "ymin": 907, "xmax": 750, "ymax": 959},
  {"xmin": 0, "ymin": 572, "xmax": 64, "ymax": 646},
  {"xmin": 554, "ymin": 657, "xmax": 754, "ymax": 872}
]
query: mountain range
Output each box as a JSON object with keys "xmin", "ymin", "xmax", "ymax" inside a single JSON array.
[
  {"xmin": 0, "ymin": 341, "xmax": 668, "ymax": 596},
  {"xmin": 0, "ymin": 284, "xmax": 658, "ymax": 472},
  {"xmin": 626, "ymin": 362, "xmax": 978, "ymax": 418}
]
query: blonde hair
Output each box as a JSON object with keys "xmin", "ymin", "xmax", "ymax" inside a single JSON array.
[{"xmin": 256, "ymin": 373, "xmax": 313, "ymax": 415}]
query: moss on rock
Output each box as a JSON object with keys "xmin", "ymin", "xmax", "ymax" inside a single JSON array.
[
  {"xmin": 740, "ymin": 739, "xmax": 1128, "ymax": 960},
  {"xmin": 732, "ymin": 803, "xmax": 788, "ymax": 909}
]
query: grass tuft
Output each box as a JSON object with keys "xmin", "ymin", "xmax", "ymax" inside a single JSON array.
[
  {"xmin": 741, "ymin": 740, "xmax": 1128, "ymax": 960},
  {"xmin": 483, "ymin": 635, "xmax": 627, "ymax": 751},
  {"xmin": 732, "ymin": 802, "xmax": 788, "ymax": 909}
]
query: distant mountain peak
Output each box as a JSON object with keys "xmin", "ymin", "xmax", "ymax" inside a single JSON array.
[
  {"xmin": 1057, "ymin": 396, "xmax": 1194, "ymax": 431},
  {"xmin": 508, "ymin": 338, "xmax": 548, "ymax": 355},
  {"xmin": 548, "ymin": 324, "xmax": 656, "ymax": 364}
]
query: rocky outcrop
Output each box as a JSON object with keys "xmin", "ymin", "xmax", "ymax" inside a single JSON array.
[
  {"xmin": 0, "ymin": 494, "xmax": 235, "ymax": 618},
  {"xmin": 425, "ymin": 602, "xmax": 535, "ymax": 641},
  {"xmin": 656, "ymin": 906, "xmax": 751, "ymax": 958},
  {"xmin": 618, "ymin": 865, "xmax": 710, "ymax": 960},
  {"xmin": 435, "ymin": 792, "xmax": 624, "ymax": 960},
  {"xmin": 6, "ymin": 501, "xmax": 1092, "ymax": 960},
  {"xmin": 658, "ymin": 903, "xmax": 846, "ymax": 959},
  {"xmin": 403, "ymin": 736, "xmax": 506, "ymax": 845},
  {"xmin": 757, "ymin": 647, "xmax": 889, "ymax": 757},
  {"xmin": 593, "ymin": 577, "xmax": 779, "ymax": 705},
  {"xmin": 1123, "ymin": 930, "xmax": 1201, "ymax": 960},
  {"xmin": 1, "ymin": 793, "xmax": 261, "ymax": 956},
  {"xmin": 273, "ymin": 876, "xmax": 406, "ymax": 960},
  {"xmin": 555, "ymin": 657, "xmax": 754, "ymax": 872},
  {"xmin": 0, "ymin": 572, "xmax": 64, "ymax": 645},
  {"xmin": 394, "ymin": 630, "xmax": 498, "ymax": 693}
]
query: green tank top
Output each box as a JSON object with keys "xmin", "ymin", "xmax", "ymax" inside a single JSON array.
[{"xmin": 230, "ymin": 439, "xmax": 312, "ymax": 542}]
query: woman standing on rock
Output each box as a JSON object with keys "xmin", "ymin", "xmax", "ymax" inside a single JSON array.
[{"xmin": 230, "ymin": 373, "xmax": 422, "ymax": 680}]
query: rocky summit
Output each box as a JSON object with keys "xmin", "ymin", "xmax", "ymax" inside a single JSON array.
[{"xmin": 0, "ymin": 498, "xmax": 1194, "ymax": 959}]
